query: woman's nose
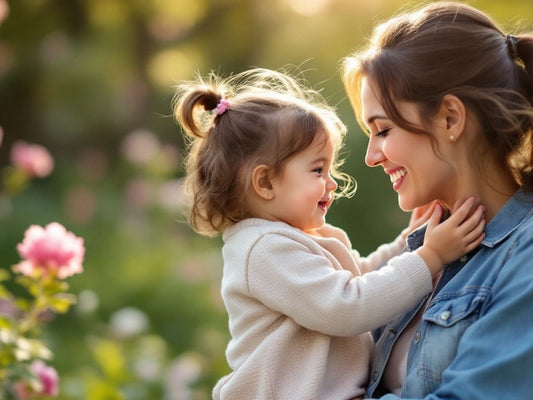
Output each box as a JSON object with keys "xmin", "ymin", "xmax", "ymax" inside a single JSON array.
[{"xmin": 365, "ymin": 137, "xmax": 384, "ymax": 167}]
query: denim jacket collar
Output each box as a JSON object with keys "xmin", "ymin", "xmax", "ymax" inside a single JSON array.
[{"xmin": 406, "ymin": 189, "xmax": 533, "ymax": 251}]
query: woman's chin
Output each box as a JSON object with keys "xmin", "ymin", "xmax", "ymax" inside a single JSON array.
[{"xmin": 397, "ymin": 197, "xmax": 413, "ymax": 212}]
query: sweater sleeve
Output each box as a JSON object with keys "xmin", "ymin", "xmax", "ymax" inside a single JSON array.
[
  {"xmin": 246, "ymin": 233, "xmax": 432, "ymax": 337},
  {"xmin": 353, "ymin": 234, "xmax": 407, "ymax": 274}
]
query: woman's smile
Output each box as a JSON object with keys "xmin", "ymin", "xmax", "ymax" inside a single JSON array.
[{"xmin": 387, "ymin": 168, "xmax": 407, "ymax": 191}]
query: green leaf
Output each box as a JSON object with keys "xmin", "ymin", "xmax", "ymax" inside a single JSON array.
[
  {"xmin": 0, "ymin": 318, "xmax": 12, "ymax": 330},
  {"xmin": 13, "ymin": 298, "xmax": 30, "ymax": 312},
  {"xmin": 0, "ymin": 285, "xmax": 11, "ymax": 298},
  {"xmin": 14, "ymin": 276, "xmax": 38, "ymax": 296},
  {"xmin": 85, "ymin": 374, "xmax": 125, "ymax": 400},
  {"xmin": 89, "ymin": 338, "xmax": 127, "ymax": 383},
  {"xmin": 42, "ymin": 279, "xmax": 69, "ymax": 296},
  {"xmin": 48, "ymin": 293, "xmax": 77, "ymax": 313},
  {"xmin": 0, "ymin": 269, "xmax": 11, "ymax": 282},
  {"xmin": 2, "ymin": 166, "xmax": 30, "ymax": 196}
]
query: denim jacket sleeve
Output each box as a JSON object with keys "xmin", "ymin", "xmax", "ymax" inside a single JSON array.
[{"xmin": 367, "ymin": 190, "xmax": 533, "ymax": 400}]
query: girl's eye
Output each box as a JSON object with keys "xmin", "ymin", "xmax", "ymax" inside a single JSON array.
[
  {"xmin": 376, "ymin": 128, "xmax": 391, "ymax": 137},
  {"xmin": 313, "ymin": 168, "xmax": 324, "ymax": 176}
]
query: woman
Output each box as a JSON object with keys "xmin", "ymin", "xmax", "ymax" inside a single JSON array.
[{"xmin": 342, "ymin": 2, "xmax": 533, "ymax": 399}]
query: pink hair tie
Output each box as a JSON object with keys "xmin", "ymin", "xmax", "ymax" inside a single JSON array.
[{"xmin": 214, "ymin": 98, "xmax": 230, "ymax": 115}]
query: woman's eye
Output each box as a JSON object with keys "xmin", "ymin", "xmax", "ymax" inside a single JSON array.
[{"xmin": 376, "ymin": 128, "xmax": 391, "ymax": 137}]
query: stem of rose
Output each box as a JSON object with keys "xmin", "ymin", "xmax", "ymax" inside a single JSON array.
[{"xmin": 18, "ymin": 277, "xmax": 45, "ymax": 335}]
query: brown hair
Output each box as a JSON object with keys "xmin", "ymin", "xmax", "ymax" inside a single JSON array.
[
  {"xmin": 174, "ymin": 68, "xmax": 355, "ymax": 236},
  {"xmin": 342, "ymin": 1, "xmax": 533, "ymax": 190}
]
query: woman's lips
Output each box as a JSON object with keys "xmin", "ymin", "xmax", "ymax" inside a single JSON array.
[{"xmin": 388, "ymin": 168, "xmax": 407, "ymax": 191}]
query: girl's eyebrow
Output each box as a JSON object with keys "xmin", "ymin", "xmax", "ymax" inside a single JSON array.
[{"xmin": 310, "ymin": 156, "xmax": 328, "ymax": 164}]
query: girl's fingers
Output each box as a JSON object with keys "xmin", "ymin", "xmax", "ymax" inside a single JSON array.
[
  {"xmin": 427, "ymin": 203, "xmax": 443, "ymax": 230},
  {"xmin": 459, "ymin": 205, "xmax": 485, "ymax": 232},
  {"xmin": 448, "ymin": 197, "xmax": 476, "ymax": 224},
  {"xmin": 463, "ymin": 218, "xmax": 486, "ymax": 244},
  {"xmin": 464, "ymin": 231, "xmax": 486, "ymax": 253}
]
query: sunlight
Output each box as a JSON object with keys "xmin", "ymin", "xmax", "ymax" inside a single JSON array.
[
  {"xmin": 147, "ymin": 47, "xmax": 202, "ymax": 87},
  {"xmin": 286, "ymin": 0, "xmax": 331, "ymax": 16}
]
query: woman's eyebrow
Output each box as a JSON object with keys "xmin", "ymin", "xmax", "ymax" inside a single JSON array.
[{"xmin": 366, "ymin": 115, "xmax": 388, "ymax": 125}]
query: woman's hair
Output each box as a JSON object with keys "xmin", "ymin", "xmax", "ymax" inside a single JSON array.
[
  {"xmin": 342, "ymin": 1, "xmax": 533, "ymax": 190},
  {"xmin": 174, "ymin": 68, "xmax": 355, "ymax": 236}
]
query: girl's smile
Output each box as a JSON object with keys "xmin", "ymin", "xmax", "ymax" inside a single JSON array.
[{"xmin": 267, "ymin": 134, "xmax": 338, "ymax": 232}]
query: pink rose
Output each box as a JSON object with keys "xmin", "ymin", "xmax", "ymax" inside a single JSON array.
[
  {"xmin": 15, "ymin": 223, "xmax": 85, "ymax": 279},
  {"xmin": 10, "ymin": 141, "xmax": 54, "ymax": 178},
  {"xmin": 0, "ymin": 0, "xmax": 9, "ymax": 26},
  {"xmin": 32, "ymin": 360, "xmax": 59, "ymax": 396},
  {"xmin": 13, "ymin": 360, "xmax": 59, "ymax": 399}
]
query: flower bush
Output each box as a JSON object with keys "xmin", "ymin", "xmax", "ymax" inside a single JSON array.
[{"xmin": 0, "ymin": 223, "xmax": 84, "ymax": 399}]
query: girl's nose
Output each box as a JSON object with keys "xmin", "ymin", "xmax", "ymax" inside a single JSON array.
[
  {"xmin": 365, "ymin": 137, "xmax": 384, "ymax": 167},
  {"xmin": 327, "ymin": 174, "xmax": 338, "ymax": 191}
]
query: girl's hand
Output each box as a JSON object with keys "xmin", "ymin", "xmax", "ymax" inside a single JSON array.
[
  {"xmin": 416, "ymin": 197, "xmax": 485, "ymax": 276},
  {"xmin": 402, "ymin": 201, "xmax": 445, "ymax": 239}
]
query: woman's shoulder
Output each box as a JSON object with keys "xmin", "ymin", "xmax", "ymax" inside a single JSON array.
[{"xmin": 483, "ymin": 190, "xmax": 533, "ymax": 245}]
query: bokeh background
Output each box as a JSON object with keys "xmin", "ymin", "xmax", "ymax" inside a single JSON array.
[{"xmin": 0, "ymin": 0, "xmax": 532, "ymax": 398}]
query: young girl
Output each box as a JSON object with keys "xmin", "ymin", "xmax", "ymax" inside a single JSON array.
[{"xmin": 173, "ymin": 68, "xmax": 485, "ymax": 400}]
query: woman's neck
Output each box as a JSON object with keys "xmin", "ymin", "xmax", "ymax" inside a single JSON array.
[{"xmin": 445, "ymin": 169, "xmax": 518, "ymax": 223}]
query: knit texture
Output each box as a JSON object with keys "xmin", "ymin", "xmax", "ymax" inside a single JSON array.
[{"xmin": 213, "ymin": 219, "xmax": 432, "ymax": 400}]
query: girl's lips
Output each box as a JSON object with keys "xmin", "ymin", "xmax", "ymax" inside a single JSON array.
[{"xmin": 318, "ymin": 197, "xmax": 333, "ymax": 212}]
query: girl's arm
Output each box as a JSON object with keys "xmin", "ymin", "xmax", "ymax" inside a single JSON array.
[{"xmin": 245, "ymin": 233, "xmax": 432, "ymax": 336}]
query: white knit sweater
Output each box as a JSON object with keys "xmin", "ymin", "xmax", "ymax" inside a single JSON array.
[{"xmin": 213, "ymin": 219, "xmax": 432, "ymax": 400}]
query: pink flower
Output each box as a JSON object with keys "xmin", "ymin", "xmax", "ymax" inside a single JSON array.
[
  {"xmin": 10, "ymin": 141, "xmax": 54, "ymax": 178},
  {"xmin": 0, "ymin": 0, "xmax": 9, "ymax": 26},
  {"xmin": 15, "ymin": 223, "xmax": 84, "ymax": 279},
  {"xmin": 13, "ymin": 360, "xmax": 59, "ymax": 398},
  {"xmin": 32, "ymin": 360, "xmax": 59, "ymax": 396}
]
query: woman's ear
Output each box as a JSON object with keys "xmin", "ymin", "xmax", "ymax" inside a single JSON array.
[
  {"xmin": 440, "ymin": 94, "xmax": 466, "ymax": 142},
  {"xmin": 251, "ymin": 165, "xmax": 275, "ymax": 200}
]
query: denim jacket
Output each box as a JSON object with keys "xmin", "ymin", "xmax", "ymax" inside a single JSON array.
[{"xmin": 367, "ymin": 189, "xmax": 533, "ymax": 400}]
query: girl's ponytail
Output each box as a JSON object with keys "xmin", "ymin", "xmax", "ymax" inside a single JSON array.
[{"xmin": 174, "ymin": 77, "xmax": 226, "ymax": 140}]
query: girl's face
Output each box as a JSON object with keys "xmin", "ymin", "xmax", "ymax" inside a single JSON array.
[
  {"xmin": 361, "ymin": 79, "xmax": 456, "ymax": 211},
  {"xmin": 270, "ymin": 133, "xmax": 338, "ymax": 233}
]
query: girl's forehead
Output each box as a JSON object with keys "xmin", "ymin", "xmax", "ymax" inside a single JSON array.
[{"xmin": 309, "ymin": 132, "xmax": 336, "ymax": 155}]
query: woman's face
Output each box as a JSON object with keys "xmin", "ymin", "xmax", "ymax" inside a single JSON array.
[{"xmin": 360, "ymin": 79, "xmax": 456, "ymax": 211}]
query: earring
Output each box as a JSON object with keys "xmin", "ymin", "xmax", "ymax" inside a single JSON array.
[{"xmin": 450, "ymin": 135, "xmax": 455, "ymax": 142}]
